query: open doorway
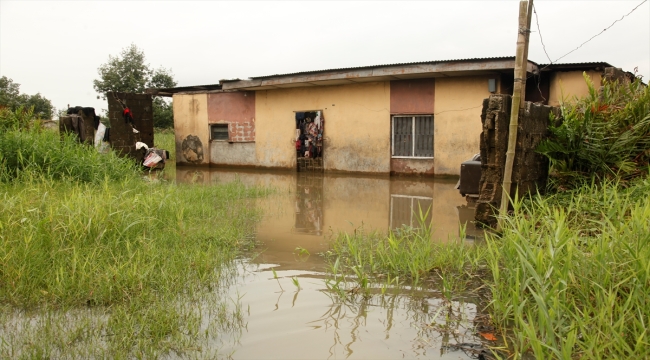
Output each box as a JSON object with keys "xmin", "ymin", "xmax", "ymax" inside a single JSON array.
[{"xmin": 294, "ymin": 110, "xmax": 324, "ymax": 172}]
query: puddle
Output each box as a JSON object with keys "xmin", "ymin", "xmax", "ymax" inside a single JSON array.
[
  {"xmin": 175, "ymin": 168, "xmax": 491, "ymax": 359},
  {"xmin": 217, "ymin": 262, "xmax": 486, "ymax": 360},
  {"xmin": 175, "ymin": 168, "xmax": 483, "ymax": 272}
]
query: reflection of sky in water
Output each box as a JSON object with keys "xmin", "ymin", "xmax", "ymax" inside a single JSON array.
[{"xmin": 218, "ymin": 263, "xmax": 485, "ymax": 360}]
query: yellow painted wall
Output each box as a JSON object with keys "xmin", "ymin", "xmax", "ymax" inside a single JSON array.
[
  {"xmin": 434, "ymin": 76, "xmax": 492, "ymax": 175},
  {"xmin": 173, "ymin": 94, "xmax": 210, "ymax": 165},
  {"xmin": 255, "ymin": 82, "xmax": 391, "ymax": 173},
  {"xmin": 548, "ymin": 70, "xmax": 601, "ymax": 107}
]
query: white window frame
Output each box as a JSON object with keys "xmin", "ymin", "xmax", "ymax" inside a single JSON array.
[
  {"xmin": 391, "ymin": 115, "xmax": 434, "ymax": 159},
  {"xmin": 389, "ymin": 194, "xmax": 434, "ymax": 229}
]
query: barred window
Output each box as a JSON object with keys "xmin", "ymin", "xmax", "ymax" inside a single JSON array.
[{"xmin": 391, "ymin": 115, "xmax": 434, "ymax": 158}]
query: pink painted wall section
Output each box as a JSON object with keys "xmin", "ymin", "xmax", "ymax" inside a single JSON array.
[
  {"xmin": 390, "ymin": 79, "xmax": 435, "ymax": 114},
  {"xmin": 207, "ymin": 92, "xmax": 256, "ymax": 142}
]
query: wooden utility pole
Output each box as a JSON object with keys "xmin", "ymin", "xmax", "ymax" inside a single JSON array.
[{"xmin": 497, "ymin": 0, "xmax": 533, "ymax": 231}]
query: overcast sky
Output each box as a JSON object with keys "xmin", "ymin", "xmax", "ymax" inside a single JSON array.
[{"xmin": 1, "ymin": 0, "xmax": 648, "ymax": 116}]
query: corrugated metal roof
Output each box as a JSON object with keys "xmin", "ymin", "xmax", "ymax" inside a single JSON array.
[
  {"xmin": 250, "ymin": 56, "xmax": 523, "ymax": 79},
  {"xmin": 147, "ymin": 58, "xmax": 619, "ymax": 96}
]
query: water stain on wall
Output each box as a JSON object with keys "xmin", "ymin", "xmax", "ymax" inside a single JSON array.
[{"xmin": 181, "ymin": 135, "xmax": 204, "ymax": 163}]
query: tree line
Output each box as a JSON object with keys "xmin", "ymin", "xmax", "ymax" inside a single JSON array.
[{"xmin": 0, "ymin": 44, "xmax": 177, "ymax": 128}]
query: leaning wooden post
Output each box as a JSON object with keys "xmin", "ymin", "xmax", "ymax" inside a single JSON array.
[
  {"xmin": 519, "ymin": 0, "xmax": 533, "ymax": 106},
  {"xmin": 497, "ymin": 0, "xmax": 532, "ymax": 232}
]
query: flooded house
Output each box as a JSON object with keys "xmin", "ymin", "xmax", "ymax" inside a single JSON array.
[{"xmin": 148, "ymin": 57, "xmax": 616, "ymax": 176}]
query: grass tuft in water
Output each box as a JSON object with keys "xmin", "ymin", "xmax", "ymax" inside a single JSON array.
[
  {"xmin": 326, "ymin": 207, "xmax": 487, "ymax": 300},
  {"xmin": 327, "ymin": 176, "xmax": 650, "ymax": 359}
]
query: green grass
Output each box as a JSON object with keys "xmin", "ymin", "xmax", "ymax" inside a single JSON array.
[
  {"xmin": 0, "ymin": 117, "xmax": 273, "ymax": 358},
  {"xmin": 487, "ymin": 178, "xmax": 650, "ymax": 359},
  {"xmin": 0, "ymin": 108, "xmax": 139, "ymax": 184},
  {"xmin": 0, "ymin": 177, "xmax": 271, "ymax": 358},
  {"xmin": 325, "ymin": 220, "xmax": 486, "ymax": 301},
  {"xmin": 326, "ymin": 176, "xmax": 650, "ymax": 359}
]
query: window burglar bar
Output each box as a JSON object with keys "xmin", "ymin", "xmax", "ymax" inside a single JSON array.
[{"xmin": 391, "ymin": 115, "xmax": 433, "ymax": 158}]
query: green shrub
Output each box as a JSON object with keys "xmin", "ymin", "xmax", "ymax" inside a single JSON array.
[{"xmin": 537, "ymin": 74, "xmax": 650, "ymax": 189}]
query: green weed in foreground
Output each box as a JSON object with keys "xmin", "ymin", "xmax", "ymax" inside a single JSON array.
[
  {"xmin": 488, "ymin": 178, "xmax": 650, "ymax": 359},
  {"xmin": 327, "ymin": 177, "xmax": 650, "ymax": 359},
  {"xmin": 0, "ymin": 178, "xmax": 271, "ymax": 358}
]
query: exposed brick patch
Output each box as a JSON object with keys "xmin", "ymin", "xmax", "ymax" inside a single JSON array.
[{"xmin": 227, "ymin": 120, "xmax": 255, "ymax": 142}]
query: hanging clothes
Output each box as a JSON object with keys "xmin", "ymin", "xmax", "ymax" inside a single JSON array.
[
  {"xmin": 123, "ymin": 108, "xmax": 134, "ymax": 125},
  {"xmin": 314, "ymin": 111, "xmax": 321, "ymax": 130}
]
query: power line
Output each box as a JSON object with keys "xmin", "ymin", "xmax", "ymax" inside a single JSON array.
[
  {"xmin": 533, "ymin": 4, "xmax": 553, "ymax": 64},
  {"xmin": 535, "ymin": 0, "xmax": 647, "ymax": 71},
  {"xmin": 551, "ymin": 0, "xmax": 647, "ymax": 64},
  {"xmin": 527, "ymin": 0, "xmax": 646, "ymax": 99}
]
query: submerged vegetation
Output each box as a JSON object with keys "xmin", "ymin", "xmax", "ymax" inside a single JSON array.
[
  {"xmin": 328, "ymin": 175, "xmax": 650, "ymax": 359},
  {"xmin": 326, "ymin": 77, "xmax": 650, "ymax": 359},
  {"xmin": 0, "ymin": 107, "xmax": 271, "ymax": 358}
]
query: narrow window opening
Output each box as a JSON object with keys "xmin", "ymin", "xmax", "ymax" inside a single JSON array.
[{"xmin": 210, "ymin": 124, "xmax": 229, "ymax": 141}]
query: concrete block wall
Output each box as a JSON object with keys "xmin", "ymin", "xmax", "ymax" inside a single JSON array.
[
  {"xmin": 602, "ymin": 67, "xmax": 634, "ymax": 85},
  {"xmin": 475, "ymin": 94, "xmax": 559, "ymax": 227},
  {"xmin": 107, "ymin": 92, "xmax": 154, "ymax": 162},
  {"xmin": 59, "ymin": 114, "xmax": 94, "ymax": 144}
]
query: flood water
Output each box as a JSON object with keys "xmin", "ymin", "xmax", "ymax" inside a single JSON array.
[{"xmin": 176, "ymin": 168, "xmax": 488, "ymax": 359}]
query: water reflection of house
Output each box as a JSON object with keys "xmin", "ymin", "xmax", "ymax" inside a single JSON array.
[
  {"xmin": 293, "ymin": 174, "xmax": 324, "ymax": 236},
  {"xmin": 150, "ymin": 59, "xmax": 621, "ymax": 176}
]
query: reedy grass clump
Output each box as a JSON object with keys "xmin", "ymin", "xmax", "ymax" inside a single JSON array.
[
  {"xmin": 327, "ymin": 177, "xmax": 650, "ymax": 359},
  {"xmin": 0, "ymin": 175, "xmax": 271, "ymax": 358},
  {"xmin": 0, "ymin": 178, "xmax": 269, "ymax": 307},
  {"xmin": 488, "ymin": 177, "xmax": 650, "ymax": 359},
  {"xmin": 0, "ymin": 112, "xmax": 139, "ymax": 183},
  {"xmin": 0, "ymin": 110, "xmax": 270, "ymax": 357},
  {"xmin": 326, "ymin": 208, "xmax": 488, "ymax": 300}
]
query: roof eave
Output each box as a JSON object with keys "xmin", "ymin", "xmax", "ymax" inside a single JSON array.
[{"xmin": 222, "ymin": 58, "xmax": 539, "ymax": 91}]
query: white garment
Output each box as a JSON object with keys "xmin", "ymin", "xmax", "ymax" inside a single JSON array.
[
  {"xmin": 314, "ymin": 112, "xmax": 321, "ymax": 130},
  {"xmin": 135, "ymin": 142, "xmax": 149, "ymax": 150},
  {"xmin": 94, "ymin": 123, "xmax": 106, "ymax": 148}
]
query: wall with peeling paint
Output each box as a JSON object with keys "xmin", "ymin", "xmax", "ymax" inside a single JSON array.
[
  {"xmin": 207, "ymin": 92, "xmax": 256, "ymax": 142},
  {"xmin": 172, "ymin": 72, "xmax": 601, "ymax": 175},
  {"xmin": 173, "ymin": 94, "xmax": 209, "ymax": 166},
  {"xmin": 434, "ymin": 76, "xmax": 492, "ymax": 175},
  {"xmin": 255, "ymin": 82, "xmax": 391, "ymax": 173},
  {"xmin": 548, "ymin": 70, "xmax": 601, "ymax": 107},
  {"xmin": 210, "ymin": 142, "xmax": 256, "ymax": 166}
]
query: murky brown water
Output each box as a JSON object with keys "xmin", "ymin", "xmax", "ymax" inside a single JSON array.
[{"xmin": 175, "ymin": 168, "xmax": 488, "ymax": 359}]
